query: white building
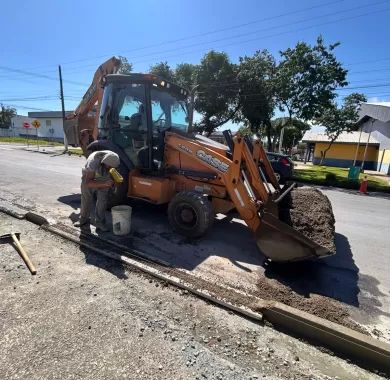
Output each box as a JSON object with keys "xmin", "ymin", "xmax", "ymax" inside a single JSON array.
[
  {"xmin": 1, "ymin": 115, "xmax": 32, "ymax": 138},
  {"xmin": 10, "ymin": 111, "xmax": 72, "ymax": 141},
  {"xmin": 358, "ymin": 102, "xmax": 390, "ymax": 175},
  {"xmin": 28, "ymin": 111, "xmax": 68, "ymax": 141},
  {"xmin": 10, "ymin": 114, "xmax": 31, "ymax": 129}
]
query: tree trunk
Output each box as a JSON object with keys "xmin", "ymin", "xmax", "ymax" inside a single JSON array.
[
  {"xmin": 265, "ymin": 120, "xmax": 272, "ymax": 151},
  {"xmin": 319, "ymin": 138, "xmax": 336, "ymax": 165},
  {"xmin": 271, "ymin": 135, "xmax": 277, "ymax": 152}
]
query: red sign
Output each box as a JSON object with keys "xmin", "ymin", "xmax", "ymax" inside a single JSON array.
[{"xmin": 23, "ymin": 122, "xmax": 30, "ymax": 129}]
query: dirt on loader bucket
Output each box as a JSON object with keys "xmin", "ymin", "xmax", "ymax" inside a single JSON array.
[
  {"xmin": 279, "ymin": 187, "xmax": 336, "ymax": 254},
  {"xmin": 255, "ymin": 187, "xmax": 336, "ymax": 262}
]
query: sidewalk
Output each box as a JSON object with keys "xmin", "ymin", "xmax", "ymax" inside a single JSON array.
[
  {"xmin": 364, "ymin": 170, "xmax": 390, "ymax": 185},
  {"xmin": 24, "ymin": 145, "xmax": 66, "ymax": 154},
  {"xmin": 0, "ymin": 143, "xmax": 66, "ymax": 155}
]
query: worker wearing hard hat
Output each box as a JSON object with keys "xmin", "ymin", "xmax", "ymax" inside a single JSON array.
[{"xmin": 74, "ymin": 150, "xmax": 120, "ymax": 231}]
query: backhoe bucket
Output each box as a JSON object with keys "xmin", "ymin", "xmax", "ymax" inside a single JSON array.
[{"xmin": 255, "ymin": 213, "xmax": 333, "ymax": 262}]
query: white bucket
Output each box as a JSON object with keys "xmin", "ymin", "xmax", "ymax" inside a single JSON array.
[{"xmin": 111, "ymin": 205, "xmax": 132, "ymax": 236}]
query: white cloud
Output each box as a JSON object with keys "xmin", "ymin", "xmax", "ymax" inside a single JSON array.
[
  {"xmin": 367, "ymin": 96, "xmax": 382, "ymax": 103},
  {"xmin": 366, "ymin": 96, "xmax": 390, "ymax": 104}
]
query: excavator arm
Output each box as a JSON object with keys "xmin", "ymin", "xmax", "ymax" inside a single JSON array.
[{"xmin": 64, "ymin": 56, "xmax": 121, "ymax": 152}]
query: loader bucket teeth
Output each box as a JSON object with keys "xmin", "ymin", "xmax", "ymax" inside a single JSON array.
[{"xmin": 255, "ymin": 213, "xmax": 333, "ymax": 262}]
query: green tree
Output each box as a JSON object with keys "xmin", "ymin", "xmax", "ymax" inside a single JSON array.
[
  {"xmin": 193, "ymin": 51, "xmax": 239, "ymax": 135},
  {"xmin": 117, "ymin": 56, "xmax": 132, "ymax": 74},
  {"xmin": 315, "ymin": 93, "xmax": 367, "ymax": 164},
  {"xmin": 0, "ymin": 104, "xmax": 16, "ymax": 128},
  {"xmin": 174, "ymin": 63, "xmax": 197, "ymax": 89},
  {"xmin": 270, "ymin": 117, "xmax": 311, "ymax": 151},
  {"xmin": 235, "ymin": 50, "xmax": 276, "ymax": 149},
  {"xmin": 237, "ymin": 125, "xmax": 252, "ymax": 137},
  {"xmin": 149, "ymin": 61, "xmax": 175, "ymax": 81},
  {"xmin": 276, "ymin": 36, "xmax": 348, "ymax": 122}
]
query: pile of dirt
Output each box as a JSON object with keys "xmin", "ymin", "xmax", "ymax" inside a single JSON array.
[
  {"xmin": 253, "ymin": 275, "xmax": 366, "ymax": 333},
  {"xmin": 279, "ymin": 187, "xmax": 336, "ymax": 253},
  {"xmin": 168, "ymin": 264, "xmax": 366, "ymax": 333}
]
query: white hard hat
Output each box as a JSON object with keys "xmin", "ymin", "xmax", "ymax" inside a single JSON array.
[{"xmin": 101, "ymin": 151, "xmax": 120, "ymax": 168}]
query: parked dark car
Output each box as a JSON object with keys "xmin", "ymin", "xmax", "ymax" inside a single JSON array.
[{"xmin": 266, "ymin": 152, "xmax": 294, "ymax": 183}]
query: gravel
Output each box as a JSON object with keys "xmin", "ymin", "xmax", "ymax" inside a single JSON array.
[{"xmin": 0, "ymin": 213, "xmax": 382, "ymax": 380}]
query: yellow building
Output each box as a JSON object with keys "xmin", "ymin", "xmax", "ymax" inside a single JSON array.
[{"xmin": 302, "ymin": 132, "xmax": 379, "ymax": 170}]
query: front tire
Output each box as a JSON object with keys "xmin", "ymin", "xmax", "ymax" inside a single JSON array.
[{"xmin": 168, "ymin": 191, "xmax": 214, "ymax": 238}]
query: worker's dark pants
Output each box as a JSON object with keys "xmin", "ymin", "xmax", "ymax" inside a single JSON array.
[{"xmin": 80, "ymin": 182, "xmax": 108, "ymax": 226}]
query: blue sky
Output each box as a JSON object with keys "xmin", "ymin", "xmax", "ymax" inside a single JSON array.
[{"xmin": 1, "ymin": 0, "xmax": 390, "ymax": 124}]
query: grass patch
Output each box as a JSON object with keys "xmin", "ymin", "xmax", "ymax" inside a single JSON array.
[
  {"xmin": 0, "ymin": 136, "xmax": 63, "ymax": 146},
  {"xmin": 67, "ymin": 148, "xmax": 84, "ymax": 156},
  {"xmin": 293, "ymin": 165, "xmax": 389, "ymax": 193}
]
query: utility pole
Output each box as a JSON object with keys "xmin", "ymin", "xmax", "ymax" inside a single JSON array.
[
  {"xmin": 361, "ymin": 119, "xmax": 373, "ymax": 171},
  {"xmin": 58, "ymin": 65, "xmax": 68, "ymax": 151},
  {"xmin": 352, "ymin": 128, "xmax": 363, "ymax": 166}
]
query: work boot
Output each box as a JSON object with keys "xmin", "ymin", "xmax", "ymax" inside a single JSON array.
[
  {"xmin": 95, "ymin": 223, "xmax": 110, "ymax": 232},
  {"xmin": 74, "ymin": 218, "xmax": 90, "ymax": 228}
]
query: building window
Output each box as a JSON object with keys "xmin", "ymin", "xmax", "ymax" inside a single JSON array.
[{"xmin": 46, "ymin": 119, "xmax": 51, "ymax": 127}]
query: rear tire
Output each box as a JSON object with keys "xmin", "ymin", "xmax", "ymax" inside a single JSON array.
[{"xmin": 168, "ymin": 191, "xmax": 214, "ymax": 238}]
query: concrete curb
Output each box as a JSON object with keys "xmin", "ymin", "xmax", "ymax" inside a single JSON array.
[
  {"xmin": 1, "ymin": 202, "xmax": 390, "ymax": 375},
  {"xmin": 0, "ymin": 200, "xmax": 27, "ymax": 219},
  {"xmin": 257, "ymin": 302, "xmax": 390, "ymax": 375}
]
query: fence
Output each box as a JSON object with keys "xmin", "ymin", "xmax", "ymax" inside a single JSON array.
[{"xmin": 0, "ymin": 127, "xmax": 63, "ymax": 142}]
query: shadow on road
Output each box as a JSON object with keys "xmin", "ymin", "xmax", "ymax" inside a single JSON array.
[
  {"xmin": 262, "ymin": 232, "xmax": 390, "ymax": 320},
  {"xmin": 122, "ymin": 201, "xmax": 265, "ymax": 273},
  {"xmin": 78, "ymin": 224, "xmax": 128, "ymax": 280},
  {"xmin": 58, "ymin": 194, "xmax": 81, "ymax": 210},
  {"xmin": 263, "ymin": 233, "xmax": 360, "ymax": 306},
  {"xmin": 57, "ymin": 194, "xmax": 128, "ymax": 279}
]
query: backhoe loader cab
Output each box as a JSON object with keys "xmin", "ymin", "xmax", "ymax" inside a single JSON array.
[{"xmin": 97, "ymin": 73, "xmax": 192, "ymax": 171}]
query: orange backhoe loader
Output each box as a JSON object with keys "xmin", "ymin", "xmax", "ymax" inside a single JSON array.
[{"xmin": 64, "ymin": 57, "xmax": 334, "ymax": 262}]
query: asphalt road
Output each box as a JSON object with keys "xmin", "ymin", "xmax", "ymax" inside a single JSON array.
[{"xmin": 1, "ymin": 144, "xmax": 389, "ymax": 341}]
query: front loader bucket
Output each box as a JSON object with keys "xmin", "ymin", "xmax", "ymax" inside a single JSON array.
[{"xmin": 255, "ymin": 213, "xmax": 333, "ymax": 262}]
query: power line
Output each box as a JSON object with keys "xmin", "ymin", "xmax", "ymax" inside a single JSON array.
[
  {"xmin": 347, "ymin": 76, "xmax": 390, "ymax": 84},
  {"xmin": 115, "ymin": 1, "xmax": 390, "ymax": 65},
  {"xmin": 130, "ymin": 5, "xmax": 390, "ymax": 66},
  {"xmin": 339, "ymin": 91, "xmax": 390, "ymax": 97},
  {"xmin": 346, "ymin": 57, "xmax": 390, "ymax": 67},
  {"xmin": 4, "ymin": 0, "xmax": 388, "ymax": 79},
  {"xmin": 23, "ymin": 0, "xmax": 345, "ymax": 71},
  {"xmin": 55, "ymin": 1, "xmax": 390, "ymax": 71},
  {"xmin": 349, "ymin": 67, "xmax": 390, "ymax": 75},
  {"xmin": 0, "ymin": 66, "xmax": 88, "ymax": 87},
  {"xmin": 2, "ymin": 3, "xmax": 390, "ymax": 97},
  {"xmin": 336, "ymin": 83, "xmax": 390, "ymax": 90},
  {"xmin": 1, "ymin": 103, "xmax": 55, "ymax": 111},
  {"xmin": 0, "ymin": 96, "xmax": 59, "ymax": 102}
]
